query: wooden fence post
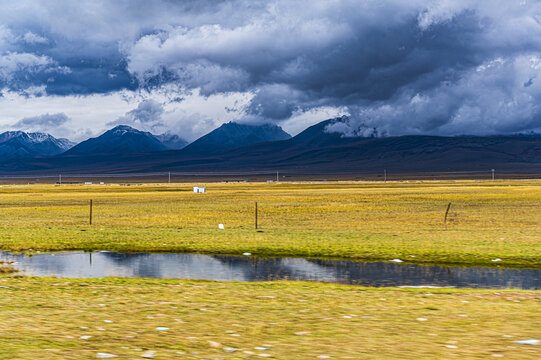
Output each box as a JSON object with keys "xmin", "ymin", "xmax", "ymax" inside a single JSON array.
[
  {"xmin": 444, "ymin": 202, "xmax": 451, "ymax": 230},
  {"xmin": 89, "ymin": 199, "xmax": 93, "ymax": 225},
  {"xmin": 255, "ymin": 202, "xmax": 258, "ymax": 229}
]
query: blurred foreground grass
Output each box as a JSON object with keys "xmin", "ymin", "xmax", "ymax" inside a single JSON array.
[
  {"xmin": 0, "ymin": 180, "xmax": 539, "ymax": 267},
  {"xmin": 0, "ymin": 277, "xmax": 539, "ymax": 359}
]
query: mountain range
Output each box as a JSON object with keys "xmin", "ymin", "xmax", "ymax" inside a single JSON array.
[
  {"xmin": 142, "ymin": 119, "xmax": 541, "ymax": 175},
  {"xmin": 0, "ymin": 118, "xmax": 540, "ymax": 176}
]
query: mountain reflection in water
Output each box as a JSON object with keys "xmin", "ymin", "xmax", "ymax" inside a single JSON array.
[{"xmin": 1, "ymin": 251, "xmax": 539, "ymax": 289}]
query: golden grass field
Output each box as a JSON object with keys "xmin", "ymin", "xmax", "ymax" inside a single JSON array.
[
  {"xmin": 0, "ymin": 180, "xmax": 539, "ymax": 267},
  {"xmin": 0, "ymin": 277, "xmax": 539, "ymax": 359},
  {"xmin": 0, "ymin": 180, "xmax": 540, "ymax": 359}
]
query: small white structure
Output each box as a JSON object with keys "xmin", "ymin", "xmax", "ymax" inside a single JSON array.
[
  {"xmin": 218, "ymin": 223, "xmax": 224, "ymax": 229},
  {"xmin": 193, "ymin": 186, "xmax": 206, "ymax": 193},
  {"xmin": 85, "ymin": 182, "xmax": 93, "ymax": 185}
]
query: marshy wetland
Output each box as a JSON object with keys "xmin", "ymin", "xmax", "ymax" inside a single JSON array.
[
  {"xmin": 0, "ymin": 180, "xmax": 539, "ymax": 267},
  {"xmin": 0, "ymin": 180, "xmax": 540, "ymax": 358}
]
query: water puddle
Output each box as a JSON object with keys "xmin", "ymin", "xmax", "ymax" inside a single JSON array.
[{"xmin": 1, "ymin": 251, "xmax": 540, "ymax": 289}]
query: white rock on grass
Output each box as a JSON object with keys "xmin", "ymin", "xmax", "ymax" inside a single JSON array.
[
  {"xmin": 97, "ymin": 353, "xmax": 117, "ymax": 358},
  {"xmin": 514, "ymin": 339, "xmax": 540, "ymax": 345},
  {"xmin": 390, "ymin": 259, "xmax": 403, "ymax": 263},
  {"xmin": 141, "ymin": 350, "xmax": 156, "ymax": 358}
]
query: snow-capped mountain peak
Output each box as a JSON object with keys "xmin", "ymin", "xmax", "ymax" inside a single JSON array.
[{"xmin": 0, "ymin": 130, "xmax": 75, "ymax": 160}]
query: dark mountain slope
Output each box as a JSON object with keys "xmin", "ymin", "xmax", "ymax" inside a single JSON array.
[
  {"xmin": 182, "ymin": 122, "xmax": 291, "ymax": 155},
  {"xmin": 64, "ymin": 125, "xmax": 167, "ymax": 156}
]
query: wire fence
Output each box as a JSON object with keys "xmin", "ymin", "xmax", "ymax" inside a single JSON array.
[
  {"xmin": 0, "ymin": 199, "xmax": 538, "ymax": 231},
  {"xmin": 0, "ymin": 169, "xmax": 540, "ymax": 184}
]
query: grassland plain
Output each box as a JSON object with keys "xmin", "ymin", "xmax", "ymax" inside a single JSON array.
[
  {"xmin": 0, "ymin": 277, "xmax": 539, "ymax": 359},
  {"xmin": 0, "ymin": 180, "xmax": 539, "ymax": 267}
]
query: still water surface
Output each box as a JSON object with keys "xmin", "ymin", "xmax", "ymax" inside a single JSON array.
[{"xmin": 1, "ymin": 251, "xmax": 540, "ymax": 289}]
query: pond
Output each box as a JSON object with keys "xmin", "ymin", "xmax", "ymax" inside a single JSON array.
[{"xmin": 1, "ymin": 251, "xmax": 540, "ymax": 289}]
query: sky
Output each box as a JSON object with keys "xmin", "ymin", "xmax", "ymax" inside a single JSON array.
[{"xmin": 1, "ymin": 0, "xmax": 541, "ymax": 142}]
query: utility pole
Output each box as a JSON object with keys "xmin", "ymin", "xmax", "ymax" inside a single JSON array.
[
  {"xmin": 168, "ymin": 171, "xmax": 171, "ymax": 184},
  {"xmin": 384, "ymin": 169, "xmax": 387, "ymax": 183},
  {"xmin": 491, "ymin": 169, "xmax": 495, "ymax": 182},
  {"xmin": 89, "ymin": 199, "xmax": 93, "ymax": 225},
  {"xmin": 276, "ymin": 171, "xmax": 279, "ymax": 182},
  {"xmin": 255, "ymin": 201, "xmax": 258, "ymax": 230},
  {"xmin": 59, "ymin": 174, "xmax": 62, "ymax": 185}
]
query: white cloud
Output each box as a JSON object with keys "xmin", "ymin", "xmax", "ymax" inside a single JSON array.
[
  {"xmin": 22, "ymin": 31, "xmax": 48, "ymax": 44},
  {"xmin": 0, "ymin": 52, "xmax": 54, "ymax": 81},
  {"xmin": 0, "ymin": 89, "xmax": 135, "ymax": 141},
  {"xmin": 0, "ymin": 87, "xmax": 251, "ymax": 142},
  {"xmin": 279, "ymin": 106, "xmax": 348, "ymax": 136}
]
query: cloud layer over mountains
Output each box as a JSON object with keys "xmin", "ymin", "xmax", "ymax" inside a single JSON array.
[{"xmin": 1, "ymin": 0, "xmax": 541, "ymax": 139}]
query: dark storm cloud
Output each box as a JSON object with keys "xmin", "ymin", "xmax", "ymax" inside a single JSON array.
[
  {"xmin": 2, "ymin": 1, "xmax": 541, "ymax": 135},
  {"xmin": 128, "ymin": 2, "xmax": 479, "ymax": 96},
  {"xmin": 244, "ymin": 84, "xmax": 302, "ymax": 121},
  {"xmin": 124, "ymin": 0, "xmax": 541, "ymax": 135}
]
